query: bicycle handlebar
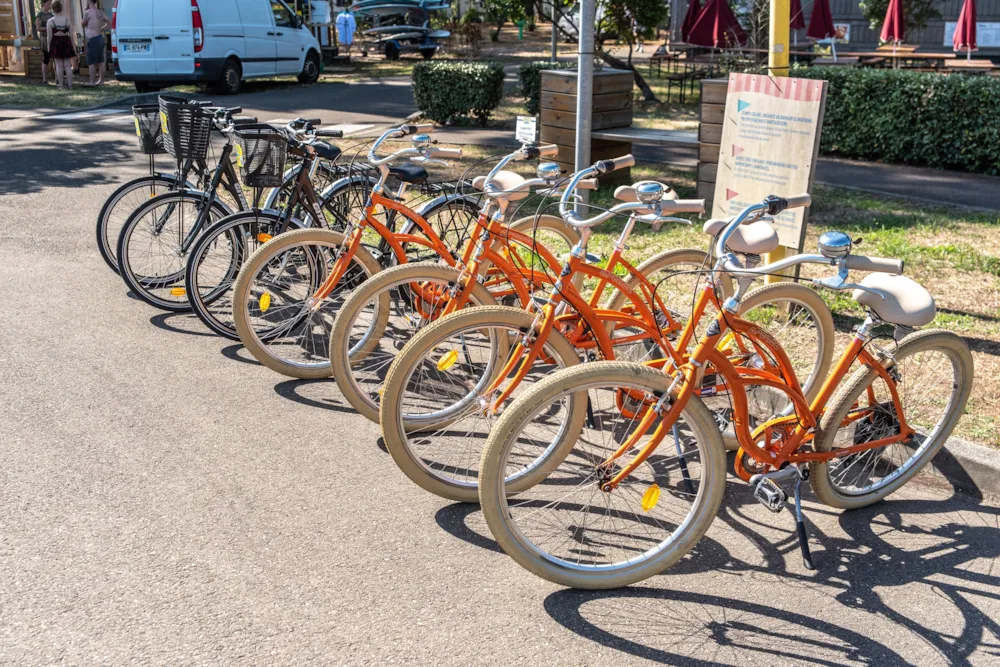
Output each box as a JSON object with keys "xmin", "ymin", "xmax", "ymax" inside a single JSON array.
[
  {"xmin": 315, "ymin": 129, "xmax": 344, "ymax": 139},
  {"xmin": 844, "ymin": 255, "xmax": 904, "ymax": 274},
  {"xmin": 713, "ymin": 194, "xmax": 810, "ymax": 260},
  {"xmin": 428, "ymin": 146, "xmax": 462, "ymax": 159}
]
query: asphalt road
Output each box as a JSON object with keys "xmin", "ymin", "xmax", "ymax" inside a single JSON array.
[{"xmin": 1, "ymin": 85, "xmax": 999, "ymax": 665}]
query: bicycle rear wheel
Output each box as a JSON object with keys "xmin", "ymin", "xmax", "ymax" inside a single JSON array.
[
  {"xmin": 117, "ymin": 190, "xmax": 232, "ymax": 311},
  {"xmin": 479, "ymin": 361, "xmax": 727, "ymax": 589},
  {"xmin": 96, "ymin": 173, "xmax": 185, "ymax": 274},
  {"xmin": 810, "ymin": 329, "xmax": 973, "ymax": 509}
]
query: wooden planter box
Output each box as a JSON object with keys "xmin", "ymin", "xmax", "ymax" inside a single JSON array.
[
  {"xmin": 538, "ymin": 68, "xmax": 634, "ymax": 184},
  {"xmin": 696, "ymin": 78, "xmax": 728, "ymax": 201}
]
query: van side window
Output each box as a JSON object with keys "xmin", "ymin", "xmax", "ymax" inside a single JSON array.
[{"xmin": 271, "ymin": 2, "xmax": 294, "ymax": 27}]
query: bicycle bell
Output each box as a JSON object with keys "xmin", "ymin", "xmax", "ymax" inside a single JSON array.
[
  {"xmin": 411, "ymin": 134, "xmax": 432, "ymax": 150},
  {"xmin": 818, "ymin": 231, "xmax": 852, "ymax": 258},
  {"xmin": 537, "ymin": 162, "xmax": 561, "ymax": 182},
  {"xmin": 634, "ymin": 181, "xmax": 665, "ymax": 205}
]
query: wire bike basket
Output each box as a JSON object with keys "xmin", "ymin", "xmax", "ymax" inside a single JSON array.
[
  {"xmin": 234, "ymin": 124, "xmax": 289, "ymax": 188},
  {"xmin": 132, "ymin": 104, "xmax": 165, "ymax": 155},
  {"xmin": 158, "ymin": 95, "xmax": 213, "ymax": 162}
]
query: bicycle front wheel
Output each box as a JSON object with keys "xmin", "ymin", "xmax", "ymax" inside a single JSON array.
[
  {"xmin": 231, "ymin": 228, "xmax": 382, "ymax": 379},
  {"xmin": 96, "ymin": 173, "xmax": 185, "ymax": 274},
  {"xmin": 479, "ymin": 361, "xmax": 727, "ymax": 589},
  {"xmin": 328, "ymin": 263, "xmax": 498, "ymax": 423},
  {"xmin": 810, "ymin": 328, "xmax": 973, "ymax": 509}
]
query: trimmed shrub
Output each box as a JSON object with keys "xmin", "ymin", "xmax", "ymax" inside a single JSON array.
[
  {"xmin": 796, "ymin": 67, "xmax": 1000, "ymax": 174},
  {"xmin": 412, "ymin": 61, "xmax": 505, "ymax": 125},
  {"xmin": 518, "ymin": 61, "xmax": 576, "ymax": 116}
]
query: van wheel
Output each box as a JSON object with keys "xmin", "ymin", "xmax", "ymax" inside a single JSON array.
[
  {"xmin": 298, "ymin": 51, "xmax": 320, "ymax": 84},
  {"xmin": 134, "ymin": 82, "xmax": 161, "ymax": 93},
  {"xmin": 216, "ymin": 58, "xmax": 242, "ymax": 95}
]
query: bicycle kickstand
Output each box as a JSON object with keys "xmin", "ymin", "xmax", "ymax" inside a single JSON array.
[{"xmin": 794, "ymin": 475, "xmax": 816, "ymax": 571}]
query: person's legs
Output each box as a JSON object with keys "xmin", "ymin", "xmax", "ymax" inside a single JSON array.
[
  {"xmin": 54, "ymin": 58, "xmax": 64, "ymax": 87},
  {"xmin": 42, "ymin": 51, "xmax": 50, "ymax": 84},
  {"xmin": 66, "ymin": 59, "xmax": 73, "ymax": 88}
]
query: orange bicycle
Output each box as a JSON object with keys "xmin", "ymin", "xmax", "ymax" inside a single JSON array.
[
  {"xmin": 327, "ymin": 143, "xmax": 600, "ymax": 421},
  {"xmin": 478, "ymin": 193, "xmax": 973, "ymax": 589},
  {"xmin": 230, "ymin": 123, "xmax": 472, "ymax": 378},
  {"xmin": 378, "ymin": 160, "xmax": 835, "ymax": 502}
]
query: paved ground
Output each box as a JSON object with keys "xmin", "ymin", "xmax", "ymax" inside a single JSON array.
[{"xmin": 1, "ymin": 85, "xmax": 999, "ymax": 664}]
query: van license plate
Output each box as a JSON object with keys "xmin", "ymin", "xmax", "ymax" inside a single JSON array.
[{"xmin": 123, "ymin": 43, "xmax": 151, "ymax": 53}]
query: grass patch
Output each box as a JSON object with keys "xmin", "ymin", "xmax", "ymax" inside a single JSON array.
[{"xmin": 0, "ymin": 77, "xmax": 135, "ymax": 109}]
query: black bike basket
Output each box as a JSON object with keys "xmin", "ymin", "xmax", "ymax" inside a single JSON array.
[
  {"xmin": 158, "ymin": 95, "xmax": 212, "ymax": 161},
  {"xmin": 234, "ymin": 125, "xmax": 289, "ymax": 188},
  {"xmin": 132, "ymin": 104, "xmax": 165, "ymax": 155}
]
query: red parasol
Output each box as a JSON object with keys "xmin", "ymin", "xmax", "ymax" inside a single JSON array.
[
  {"xmin": 687, "ymin": 0, "xmax": 747, "ymax": 48},
  {"xmin": 790, "ymin": 0, "xmax": 806, "ymax": 31},
  {"xmin": 681, "ymin": 0, "xmax": 702, "ymax": 42},
  {"xmin": 880, "ymin": 0, "xmax": 905, "ymax": 44},
  {"xmin": 953, "ymin": 0, "xmax": 977, "ymax": 59},
  {"xmin": 806, "ymin": 0, "xmax": 835, "ymax": 40}
]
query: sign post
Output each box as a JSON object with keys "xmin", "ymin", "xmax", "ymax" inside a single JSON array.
[{"xmin": 712, "ymin": 74, "xmax": 828, "ymax": 271}]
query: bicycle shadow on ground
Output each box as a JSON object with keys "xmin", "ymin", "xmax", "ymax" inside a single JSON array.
[
  {"xmin": 537, "ymin": 480, "xmax": 1000, "ymax": 666},
  {"xmin": 219, "ymin": 343, "xmax": 262, "ymax": 366},
  {"xmin": 149, "ymin": 312, "xmax": 217, "ymax": 338},
  {"xmin": 272, "ymin": 378, "xmax": 356, "ymax": 415}
]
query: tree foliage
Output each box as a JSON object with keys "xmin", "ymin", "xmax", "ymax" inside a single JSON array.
[{"xmin": 858, "ymin": 0, "xmax": 940, "ymax": 40}]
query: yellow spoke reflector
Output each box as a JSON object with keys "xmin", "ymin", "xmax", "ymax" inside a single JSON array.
[
  {"xmin": 257, "ymin": 233, "xmax": 273, "ymax": 243},
  {"xmin": 259, "ymin": 292, "xmax": 272, "ymax": 312},
  {"xmin": 641, "ymin": 483, "xmax": 661, "ymax": 512},
  {"xmin": 169, "ymin": 287, "xmax": 186, "ymax": 296},
  {"xmin": 437, "ymin": 349, "xmax": 459, "ymax": 372}
]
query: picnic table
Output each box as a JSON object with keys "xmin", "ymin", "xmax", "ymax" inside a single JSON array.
[{"xmin": 943, "ymin": 58, "xmax": 997, "ymax": 74}]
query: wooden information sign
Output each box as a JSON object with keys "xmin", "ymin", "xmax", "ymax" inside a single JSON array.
[
  {"xmin": 712, "ymin": 74, "xmax": 827, "ymax": 251},
  {"xmin": 0, "ymin": 0, "xmax": 16, "ymax": 36}
]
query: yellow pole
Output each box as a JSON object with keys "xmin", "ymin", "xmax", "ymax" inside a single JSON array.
[{"xmin": 764, "ymin": 0, "xmax": 790, "ymax": 281}]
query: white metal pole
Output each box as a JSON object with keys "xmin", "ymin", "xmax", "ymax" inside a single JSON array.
[{"xmin": 574, "ymin": 0, "xmax": 596, "ymax": 211}]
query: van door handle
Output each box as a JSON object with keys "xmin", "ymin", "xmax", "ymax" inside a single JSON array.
[
  {"xmin": 155, "ymin": 35, "xmax": 169, "ymax": 40},
  {"xmin": 276, "ymin": 32, "xmax": 284, "ymax": 36},
  {"xmin": 267, "ymin": 31, "xmax": 276, "ymax": 36}
]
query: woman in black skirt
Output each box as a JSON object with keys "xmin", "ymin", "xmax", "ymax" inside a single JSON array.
[{"xmin": 46, "ymin": 1, "xmax": 76, "ymax": 89}]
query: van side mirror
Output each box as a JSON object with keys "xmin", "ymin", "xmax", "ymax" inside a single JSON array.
[{"xmin": 292, "ymin": 15, "xmax": 302, "ymax": 29}]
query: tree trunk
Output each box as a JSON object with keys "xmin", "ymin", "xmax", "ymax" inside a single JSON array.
[{"xmin": 600, "ymin": 49, "xmax": 660, "ymax": 103}]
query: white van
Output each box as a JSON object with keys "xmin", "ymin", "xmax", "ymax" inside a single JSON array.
[{"xmin": 112, "ymin": 0, "xmax": 322, "ymax": 94}]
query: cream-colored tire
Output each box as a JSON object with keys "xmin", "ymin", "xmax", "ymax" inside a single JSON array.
[
  {"xmin": 810, "ymin": 329, "xmax": 973, "ymax": 509},
  {"xmin": 232, "ymin": 228, "xmax": 382, "ymax": 379},
  {"xmin": 479, "ymin": 361, "xmax": 727, "ymax": 589},
  {"xmin": 379, "ymin": 305, "xmax": 582, "ymax": 503},
  {"xmin": 328, "ymin": 263, "xmax": 497, "ymax": 423}
]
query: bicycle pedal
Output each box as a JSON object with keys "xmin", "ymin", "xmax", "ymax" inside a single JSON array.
[{"xmin": 753, "ymin": 478, "xmax": 787, "ymax": 513}]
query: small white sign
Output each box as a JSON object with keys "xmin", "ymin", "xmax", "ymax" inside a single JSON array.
[
  {"xmin": 945, "ymin": 21, "xmax": 1000, "ymax": 47},
  {"xmin": 516, "ymin": 116, "xmax": 537, "ymax": 144}
]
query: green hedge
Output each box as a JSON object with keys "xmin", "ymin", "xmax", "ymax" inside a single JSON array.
[
  {"xmin": 518, "ymin": 61, "xmax": 576, "ymax": 116},
  {"xmin": 796, "ymin": 67, "xmax": 1000, "ymax": 174},
  {"xmin": 412, "ymin": 61, "xmax": 505, "ymax": 125}
]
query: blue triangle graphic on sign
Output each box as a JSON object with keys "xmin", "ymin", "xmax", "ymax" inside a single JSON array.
[{"xmin": 737, "ymin": 99, "xmax": 751, "ymax": 112}]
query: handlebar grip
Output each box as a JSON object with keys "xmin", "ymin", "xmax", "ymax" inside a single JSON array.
[
  {"xmin": 577, "ymin": 178, "xmax": 598, "ymax": 191},
  {"xmin": 315, "ymin": 129, "xmax": 344, "ymax": 138},
  {"xmin": 303, "ymin": 118, "xmax": 322, "ymax": 125},
  {"xmin": 429, "ymin": 147, "xmax": 462, "ymax": 159},
  {"xmin": 595, "ymin": 154, "xmax": 635, "ymax": 174},
  {"xmin": 225, "ymin": 106, "xmax": 242, "ymax": 115},
  {"xmin": 232, "ymin": 116, "xmax": 258, "ymax": 126},
  {"xmin": 843, "ymin": 255, "xmax": 904, "ymax": 275},
  {"xmin": 538, "ymin": 144, "xmax": 559, "ymax": 158},
  {"xmin": 664, "ymin": 199, "xmax": 706, "ymax": 214},
  {"xmin": 403, "ymin": 123, "xmax": 435, "ymax": 135},
  {"xmin": 785, "ymin": 194, "xmax": 812, "ymax": 209}
]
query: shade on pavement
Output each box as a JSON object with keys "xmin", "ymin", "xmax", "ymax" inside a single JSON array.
[{"xmin": 687, "ymin": 0, "xmax": 747, "ymax": 48}]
